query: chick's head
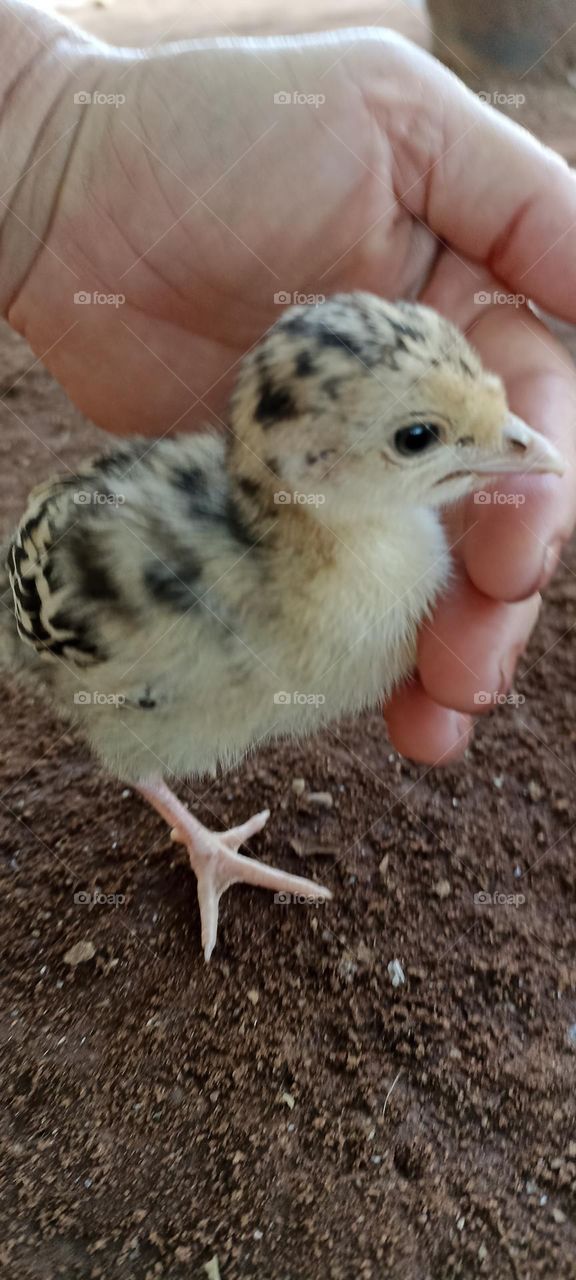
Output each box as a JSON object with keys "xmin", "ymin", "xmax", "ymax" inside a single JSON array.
[{"xmin": 228, "ymin": 292, "xmax": 562, "ymax": 523}]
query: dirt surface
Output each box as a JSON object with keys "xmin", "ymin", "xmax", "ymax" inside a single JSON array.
[{"xmin": 3, "ymin": 5, "xmax": 576, "ymax": 1280}]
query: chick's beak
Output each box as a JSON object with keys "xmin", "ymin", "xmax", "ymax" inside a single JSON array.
[{"xmin": 470, "ymin": 413, "xmax": 564, "ymax": 477}]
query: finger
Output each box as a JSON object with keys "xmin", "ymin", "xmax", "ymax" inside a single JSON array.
[
  {"xmin": 460, "ymin": 307, "xmax": 576, "ymax": 600},
  {"xmin": 423, "ymin": 256, "xmax": 576, "ymax": 600},
  {"xmin": 385, "ymin": 37, "xmax": 576, "ymax": 318},
  {"xmin": 417, "ymin": 573, "xmax": 541, "ymax": 713},
  {"xmin": 384, "ymin": 677, "xmax": 473, "ymax": 765}
]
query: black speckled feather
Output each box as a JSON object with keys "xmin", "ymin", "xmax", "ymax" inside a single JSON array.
[{"xmin": 7, "ymin": 475, "xmax": 103, "ymax": 666}]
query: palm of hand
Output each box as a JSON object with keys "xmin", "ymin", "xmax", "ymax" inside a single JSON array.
[{"xmin": 11, "ymin": 38, "xmax": 440, "ymax": 432}]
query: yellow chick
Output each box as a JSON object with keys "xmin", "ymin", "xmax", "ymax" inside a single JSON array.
[{"xmin": 3, "ymin": 293, "xmax": 563, "ymax": 959}]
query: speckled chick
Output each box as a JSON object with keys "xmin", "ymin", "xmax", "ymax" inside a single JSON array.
[{"xmin": 2, "ymin": 293, "xmax": 563, "ymax": 959}]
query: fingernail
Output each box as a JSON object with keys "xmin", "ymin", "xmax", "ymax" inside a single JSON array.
[
  {"xmin": 499, "ymin": 642, "xmax": 525, "ymax": 696},
  {"xmin": 435, "ymin": 714, "xmax": 472, "ymax": 764},
  {"xmin": 539, "ymin": 540, "xmax": 562, "ymax": 590},
  {"xmin": 454, "ymin": 713, "xmax": 473, "ymax": 750}
]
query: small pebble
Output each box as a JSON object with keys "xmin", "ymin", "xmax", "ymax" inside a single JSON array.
[
  {"xmin": 280, "ymin": 1092, "xmax": 295, "ymax": 1110},
  {"xmin": 387, "ymin": 959, "xmax": 405, "ymax": 988},
  {"xmin": 338, "ymin": 955, "xmax": 358, "ymax": 982},
  {"xmin": 552, "ymin": 1208, "xmax": 566, "ymax": 1225},
  {"xmin": 63, "ymin": 940, "xmax": 95, "ymax": 966},
  {"xmin": 247, "ymin": 989, "xmax": 259, "ymax": 1006},
  {"xmin": 307, "ymin": 791, "xmax": 333, "ymax": 809},
  {"xmin": 291, "ymin": 777, "xmax": 306, "ymax": 796},
  {"xmin": 204, "ymin": 1257, "xmax": 221, "ymax": 1280},
  {"xmin": 528, "ymin": 780, "xmax": 543, "ymax": 802},
  {"xmin": 379, "ymin": 854, "xmax": 389, "ymax": 879},
  {"xmin": 433, "ymin": 879, "xmax": 451, "ymax": 899}
]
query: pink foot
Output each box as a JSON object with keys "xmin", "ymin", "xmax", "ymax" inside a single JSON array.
[{"xmin": 136, "ymin": 779, "xmax": 332, "ymax": 961}]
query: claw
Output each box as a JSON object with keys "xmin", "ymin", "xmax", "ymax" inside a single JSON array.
[{"xmin": 136, "ymin": 780, "xmax": 331, "ymax": 960}]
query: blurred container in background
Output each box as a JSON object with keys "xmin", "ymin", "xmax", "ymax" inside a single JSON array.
[{"xmin": 427, "ymin": 0, "xmax": 576, "ymax": 82}]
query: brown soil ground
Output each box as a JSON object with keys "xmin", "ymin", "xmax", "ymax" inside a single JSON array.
[{"xmin": 2, "ymin": 4, "xmax": 576, "ymax": 1280}]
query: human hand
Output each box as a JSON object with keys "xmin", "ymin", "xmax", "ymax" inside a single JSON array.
[{"xmin": 2, "ymin": 9, "xmax": 576, "ymax": 762}]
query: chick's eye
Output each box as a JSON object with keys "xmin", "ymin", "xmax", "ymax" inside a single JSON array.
[{"xmin": 394, "ymin": 423, "xmax": 442, "ymax": 457}]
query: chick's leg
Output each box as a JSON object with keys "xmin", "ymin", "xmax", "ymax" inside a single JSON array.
[{"xmin": 136, "ymin": 778, "xmax": 332, "ymax": 962}]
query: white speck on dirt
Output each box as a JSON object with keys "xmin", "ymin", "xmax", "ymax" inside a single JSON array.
[
  {"xmin": 307, "ymin": 791, "xmax": 334, "ymax": 809},
  {"xmin": 63, "ymin": 940, "xmax": 95, "ymax": 966},
  {"xmin": 387, "ymin": 958, "xmax": 405, "ymax": 988}
]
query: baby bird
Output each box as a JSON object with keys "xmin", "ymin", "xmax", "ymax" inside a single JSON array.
[{"xmin": 3, "ymin": 293, "xmax": 563, "ymax": 960}]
